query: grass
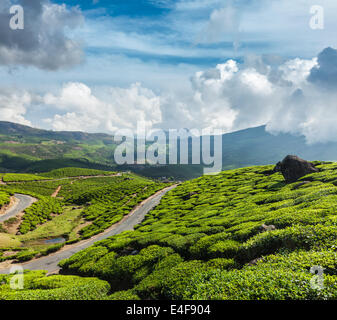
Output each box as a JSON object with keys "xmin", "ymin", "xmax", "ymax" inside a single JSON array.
[
  {"xmin": 19, "ymin": 206, "xmax": 84, "ymax": 244},
  {"xmin": 0, "ymin": 234, "xmax": 21, "ymax": 247},
  {"xmin": 0, "ymin": 207, "xmax": 85, "ymax": 260},
  {"xmin": 0, "ymin": 207, "xmax": 84, "ymax": 254}
]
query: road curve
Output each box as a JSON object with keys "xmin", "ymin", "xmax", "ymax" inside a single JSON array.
[
  {"xmin": 0, "ymin": 185, "xmax": 177, "ymax": 274},
  {"xmin": 0, "ymin": 194, "xmax": 36, "ymax": 223}
]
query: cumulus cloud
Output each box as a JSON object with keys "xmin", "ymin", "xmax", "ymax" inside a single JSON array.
[
  {"xmin": 0, "ymin": 89, "xmax": 32, "ymax": 126},
  {"xmin": 43, "ymin": 82, "xmax": 162, "ymax": 133},
  {"xmin": 263, "ymin": 48, "xmax": 337, "ymax": 144},
  {"xmin": 0, "ymin": 0, "xmax": 84, "ymax": 70},
  {"xmin": 160, "ymin": 46, "xmax": 337, "ymax": 144},
  {"xmin": 199, "ymin": 5, "xmax": 241, "ymax": 48},
  {"xmin": 160, "ymin": 58, "xmax": 279, "ymax": 131},
  {"xmin": 3, "ymin": 45, "xmax": 337, "ymax": 145},
  {"xmin": 308, "ymin": 47, "xmax": 337, "ymax": 89}
]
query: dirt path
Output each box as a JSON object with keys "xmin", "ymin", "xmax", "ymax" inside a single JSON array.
[
  {"xmin": 51, "ymin": 186, "xmax": 62, "ymax": 198},
  {"xmin": 0, "ymin": 196, "xmax": 17, "ymax": 215},
  {"xmin": 0, "ymin": 185, "xmax": 177, "ymax": 274}
]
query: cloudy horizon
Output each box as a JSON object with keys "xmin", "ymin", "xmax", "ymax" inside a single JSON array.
[{"xmin": 0, "ymin": 0, "xmax": 337, "ymax": 144}]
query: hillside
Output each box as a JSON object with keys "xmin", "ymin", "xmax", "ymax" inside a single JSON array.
[
  {"xmin": 2, "ymin": 121, "xmax": 337, "ymax": 180},
  {"xmin": 1, "ymin": 161, "xmax": 337, "ymax": 299}
]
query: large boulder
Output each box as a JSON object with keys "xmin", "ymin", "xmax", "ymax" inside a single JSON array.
[{"xmin": 274, "ymin": 155, "xmax": 319, "ymax": 183}]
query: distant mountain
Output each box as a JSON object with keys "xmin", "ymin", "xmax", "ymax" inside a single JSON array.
[
  {"xmin": 0, "ymin": 121, "xmax": 336, "ymax": 180},
  {"xmin": 0, "ymin": 121, "xmax": 112, "ymax": 143},
  {"xmin": 221, "ymin": 126, "xmax": 337, "ymax": 168}
]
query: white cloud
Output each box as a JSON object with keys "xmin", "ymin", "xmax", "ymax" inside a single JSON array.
[
  {"xmin": 159, "ymin": 59, "xmax": 277, "ymax": 132},
  {"xmin": 193, "ymin": 0, "xmax": 337, "ymax": 57},
  {"xmin": 0, "ymin": 0, "xmax": 84, "ymax": 70},
  {"xmin": 280, "ymin": 58, "xmax": 317, "ymax": 86},
  {"xmin": 43, "ymin": 82, "xmax": 162, "ymax": 133},
  {"xmin": 160, "ymin": 47, "xmax": 337, "ymax": 144},
  {"xmin": 0, "ymin": 89, "xmax": 32, "ymax": 126},
  {"xmin": 2, "ymin": 46, "xmax": 337, "ymax": 145},
  {"xmin": 240, "ymin": 69, "xmax": 273, "ymax": 95}
]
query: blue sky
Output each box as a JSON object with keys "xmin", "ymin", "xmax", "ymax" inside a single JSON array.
[
  {"xmin": 55, "ymin": 0, "xmax": 173, "ymax": 17},
  {"xmin": 0, "ymin": 0, "xmax": 337, "ymax": 142},
  {"xmin": 2, "ymin": 0, "xmax": 334, "ymax": 91}
]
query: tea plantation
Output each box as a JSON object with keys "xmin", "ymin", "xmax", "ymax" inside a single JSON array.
[
  {"xmin": 0, "ymin": 169, "xmax": 166, "ymax": 263},
  {"xmin": 58, "ymin": 162, "xmax": 337, "ymax": 300},
  {"xmin": 3, "ymin": 162, "xmax": 337, "ymax": 300}
]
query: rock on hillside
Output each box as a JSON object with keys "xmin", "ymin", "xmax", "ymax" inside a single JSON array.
[{"xmin": 274, "ymin": 155, "xmax": 319, "ymax": 183}]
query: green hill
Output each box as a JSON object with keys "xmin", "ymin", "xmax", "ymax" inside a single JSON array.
[
  {"xmin": 3, "ymin": 121, "xmax": 337, "ymax": 180},
  {"xmin": 3, "ymin": 161, "xmax": 337, "ymax": 299}
]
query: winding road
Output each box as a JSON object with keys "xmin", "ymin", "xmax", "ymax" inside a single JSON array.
[
  {"xmin": 0, "ymin": 185, "xmax": 177, "ymax": 275},
  {"xmin": 0, "ymin": 194, "xmax": 36, "ymax": 223}
]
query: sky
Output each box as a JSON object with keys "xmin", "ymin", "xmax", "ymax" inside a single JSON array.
[{"xmin": 0, "ymin": 0, "xmax": 337, "ymax": 143}]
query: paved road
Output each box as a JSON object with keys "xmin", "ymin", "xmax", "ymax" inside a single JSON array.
[
  {"xmin": 0, "ymin": 194, "xmax": 36, "ymax": 223},
  {"xmin": 0, "ymin": 185, "xmax": 176, "ymax": 274}
]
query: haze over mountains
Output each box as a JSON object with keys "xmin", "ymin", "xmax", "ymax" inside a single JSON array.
[{"xmin": 0, "ymin": 121, "xmax": 336, "ymax": 180}]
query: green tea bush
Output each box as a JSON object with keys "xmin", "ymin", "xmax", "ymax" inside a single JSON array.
[
  {"xmin": 0, "ymin": 271, "xmax": 110, "ymax": 300},
  {"xmin": 184, "ymin": 249, "xmax": 337, "ymax": 300},
  {"xmin": 40, "ymin": 243, "xmax": 65, "ymax": 256},
  {"xmin": 238, "ymin": 225, "xmax": 337, "ymax": 263},
  {"xmin": 40, "ymin": 167, "xmax": 116, "ymax": 178},
  {"xmin": 15, "ymin": 250, "xmax": 38, "ymax": 262},
  {"xmin": 107, "ymin": 290, "xmax": 140, "ymax": 300},
  {"xmin": 2, "ymin": 173, "xmax": 50, "ymax": 182},
  {"xmin": 19, "ymin": 197, "xmax": 63, "ymax": 234},
  {"xmin": 0, "ymin": 191, "xmax": 10, "ymax": 208}
]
